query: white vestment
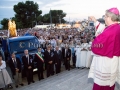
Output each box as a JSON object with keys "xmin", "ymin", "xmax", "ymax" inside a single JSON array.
[
  {"xmin": 80, "ymin": 43, "xmax": 88, "ymax": 67},
  {"xmin": 88, "ymin": 55, "xmax": 119, "ymax": 86},
  {"xmin": 86, "ymin": 42, "xmax": 93, "ymax": 68},
  {"xmin": 75, "ymin": 45, "xmax": 82, "ymax": 67}
]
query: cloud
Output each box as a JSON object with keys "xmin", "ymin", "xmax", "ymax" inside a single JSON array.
[
  {"xmin": 1, "ymin": 0, "xmax": 20, "ymax": 1},
  {"xmin": 31, "ymin": 0, "xmax": 43, "ymax": 5},
  {"xmin": 0, "ymin": 8, "xmax": 15, "ymax": 20},
  {"xmin": 0, "ymin": 6, "xmax": 13, "ymax": 9},
  {"xmin": 40, "ymin": 0, "xmax": 67, "ymax": 14},
  {"xmin": 4, "ymin": 0, "xmax": 20, "ymax": 1},
  {"xmin": 36, "ymin": 1, "xmax": 43, "ymax": 5},
  {"xmin": 0, "ymin": 0, "xmax": 19, "ymax": 9},
  {"xmin": 41, "ymin": 0, "xmax": 66, "ymax": 9},
  {"xmin": 40, "ymin": 0, "xmax": 120, "ymax": 20},
  {"xmin": 0, "ymin": 0, "xmax": 120, "ymax": 21}
]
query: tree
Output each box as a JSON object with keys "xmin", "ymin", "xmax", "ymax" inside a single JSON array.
[
  {"xmin": 1, "ymin": 18, "xmax": 9, "ymax": 29},
  {"xmin": 36, "ymin": 15, "xmax": 43, "ymax": 25},
  {"xmin": 13, "ymin": 1, "xmax": 42, "ymax": 28},
  {"xmin": 42, "ymin": 10, "xmax": 66, "ymax": 24},
  {"xmin": 11, "ymin": 17, "xmax": 23, "ymax": 29},
  {"xmin": 42, "ymin": 14, "xmax": 50, "ymax": 23}
]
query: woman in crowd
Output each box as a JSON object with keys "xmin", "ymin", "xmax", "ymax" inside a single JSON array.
[{"xmin": 0, "ymin": 55, "xmax": 13, "ymax": 90}]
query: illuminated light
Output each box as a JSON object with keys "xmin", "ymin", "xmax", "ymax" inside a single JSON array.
[{"xmin": 33, "ymin": 68, "xmax": 38, "ymax": 72}]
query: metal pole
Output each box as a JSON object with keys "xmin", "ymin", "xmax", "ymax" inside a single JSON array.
[
  {"xmin": 58, "ymin": 15, "xmax": 61, "ymax": 24},
  {"xmin": 50, "ymin": 9, "xmax": 52, "ymax": 28},
  {"xmin": 59, "ymin": 15, "xmax": 61, "ymax": 24},
  {"xmin": 35, "ymin": 14, "xmax": 37, "ymax": 25},
  {"xmin": 32, "ymin": 21, "xmax": 33, "ymax": 28},
  {"xmin": 69, "ymin": 17, "xmax": 70, "ymax": 24},
  {"xmin": 1, "ymin": 69, "xmax": 7, "ymax": 90}
]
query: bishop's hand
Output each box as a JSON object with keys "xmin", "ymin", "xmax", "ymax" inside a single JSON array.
[{"xmin": 88, "ymin": 16, "xmax": 97, "ymax": 23}]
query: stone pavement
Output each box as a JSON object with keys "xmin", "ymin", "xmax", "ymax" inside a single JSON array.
[{"xmin": 9, "ymin": 68, "xmax": 119, "ymax": 90}]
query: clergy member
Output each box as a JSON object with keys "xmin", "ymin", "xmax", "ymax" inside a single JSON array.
[{"xmin": 88, "ymin": 7, "xmax": 120, "ymax": 90}]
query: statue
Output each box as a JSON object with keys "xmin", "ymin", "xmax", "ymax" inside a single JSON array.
[{"xmin": 8, "ymin": 20, "xmax": 17, "ymax": 37}]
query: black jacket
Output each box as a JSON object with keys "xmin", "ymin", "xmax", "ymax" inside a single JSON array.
[
  {"xmin": 22, "ymin": 55, "xmax": 34, "ymax": 70},
  {"xmin": 44, "ymin": 50, "xmax": 54, "ymax": 64},
  {"xmin": 62, "ymin": 48, "xmax": 71, "ymax": 58},
  {"xmin": 34, "ymin": 52, "xmax": 44, "ymax": 67},
  {"xmin": 9, "ymin": 57, "xmax": 22, "ymax": 75},
  {"xmin": 54, "ymin": 50, "xmax": 63, "ymax": 64}
]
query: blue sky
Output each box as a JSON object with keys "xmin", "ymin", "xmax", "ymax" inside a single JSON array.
[{"xmin": 0, "ymin": 0, "xmax": 120, "ymax": 22}]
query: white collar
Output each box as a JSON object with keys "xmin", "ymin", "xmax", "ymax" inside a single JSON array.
[
  {"xmin": 12, "ymin": 58, "xmax": 16, "ymax": 60},
  {"xmin": 38, "ymin": 52, "xmax": 41, "ymax": 54},
  {"xmin": 26, "ymin": 55, "xmax": 28, "ymax": 57},
  {"xmin": 12, "ymin": 58, "xmax": 16, "ymax": 62}
]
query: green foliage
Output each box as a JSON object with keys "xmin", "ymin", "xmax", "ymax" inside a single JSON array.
[
  {"xmin": 42, "ymin": 10, "xmax": 66, "ymax": 24},
  {"xmin": 13, "ymin": 1, "xmax": 42, "ymax": 28},
  {"xmin": 0, "ymin": 18, "xmax": 9, "ymax": 29},
  {"xmin": 1, "ymin": 1, "xmax": 67, "ymax": 29}
]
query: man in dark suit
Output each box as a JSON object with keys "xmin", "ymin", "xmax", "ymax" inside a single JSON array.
[
  {"xmin": 0, "ymin": 36, "xmax": 3, "ymax": 47},
  {"xmin": 22, "ymin": 49, "xmax": 34, "ymax": 85},
  {"xmin": 9, "ymin": 52, "xmax": 24, "ymax": 88},
  {"xmin": 54, "ymin": 46, "xmax": 63, "ymax": 74},
  {"xmin": 44, "ymin": 45, "xmax": 54, "ymax": 77},
  {"xmin": 34, "ymin": 47, "xmax": 44, "ymax": 81},
  {"xmin": 64, "ymin": 45, "xmax": 71, "ymax": 71},
  {"xmin": 61, "ymin": 47, "xmax": 65, "ymax": 65}
]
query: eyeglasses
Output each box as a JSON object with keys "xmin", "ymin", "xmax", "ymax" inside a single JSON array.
[
  {"xmin": 103, "ymin": 15, "xmax": 108, "ymax": 20},
  {"xmin": 105, "ymin": 15, "xmax": 108, "ymax": 18}
]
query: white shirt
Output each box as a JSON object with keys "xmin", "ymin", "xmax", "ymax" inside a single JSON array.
[
  {"xmin": 65, "ymin": 49, "xmax": 67, "ymax": 57},
  {"xmin": 26, "ymin": 55, "xmax": 29, "ymax": 64},
  {"xmin": 48, "ymin": 50, "xmax": 50, "ymax": 53},
  {"xmin": 38, "ymin": 51, "xmax": 41, "ymax": 54},
  {"xmin": 12, "ymin": 58, "xmax": 16, "ymax": 62}
]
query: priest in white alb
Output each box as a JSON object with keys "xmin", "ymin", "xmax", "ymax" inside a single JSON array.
[
  {"xmin": 80, "ymin": 39, "xmax": 88, "ymax": 68},
  {"xmin": 86, "ymin": 39, "xmax": 93, "ymax": 68},
  {"xmin": 75, "ymin": 42, "xmax": 82, "ymax": 68}
]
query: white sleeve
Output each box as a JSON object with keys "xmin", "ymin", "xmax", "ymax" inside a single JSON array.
[
  {"xmin": 0, "ymin": 61, "xmax": 6, "ymax": 71},
  {"xmin": 95, "ymin": 21, "xmax": 105, "ymax": 36},
  {"xmin": 81, "ymin": 44, "xmax": 84, "ymax": 49},
  {"xmin": 85, "ymin": 44, "xmax": 89, "ymax": 51}
]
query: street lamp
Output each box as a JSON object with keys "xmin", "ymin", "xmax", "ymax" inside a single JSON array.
[
  {"xmin": 50, "ymin": 9, "xmax": 52, "ymax": 29},
  {"xmin": 57, "ymin": 15, "xmax": 61, "ymax": 24},
  {"xmin": 32, "ymin": 12, "xmax": 37, "ymax": 25},
  {"xmin": 32, "ymin": 21, "xmax": 35, "ymax": 28},
  {"xmin": 35, "ymin": 14, "xmax": 37, "ymax": 25}
]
